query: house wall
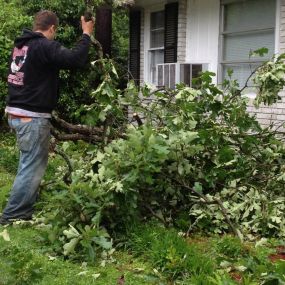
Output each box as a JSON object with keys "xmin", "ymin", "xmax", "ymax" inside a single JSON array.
[
  {"xmin": 177, "ymin": 0, "xmax": 187, "ymax": 62},
  {"xmin": 140, "ymin": 9, "xmax": 144, "ymax": 83},
  {"xmin": 139, "ymin": 0, "xmax": 188, "ymax": 83},
  {"xmin": 136, "ymin": 0, "xmax": 285, "ymax": 129}
]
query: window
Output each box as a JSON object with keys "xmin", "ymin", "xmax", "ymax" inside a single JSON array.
[
  {"xmin": 220, "ymin": 0, "xmax": 276, "ymax": 89},
  {"xmin": 149, "ymin": 11, "xmax": 165, "ymax": 84}
]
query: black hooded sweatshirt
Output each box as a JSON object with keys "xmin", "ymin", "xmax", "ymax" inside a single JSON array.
[{"xmin": 6, "ymin": 29, "xmax": 91, "ymax": 114}]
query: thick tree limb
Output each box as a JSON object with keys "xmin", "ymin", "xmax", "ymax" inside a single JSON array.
[
  {"xmin": 52, "ymin": 113, "xmax": 104, "ymax": 135},
  {"xmin": 51, "ymin": 127, "xmax": 103, "ymax": 143},
  {"xmin": 51, "ymin": 113, "xmax": 126, "ymax": 144},
  {"xmin": 51, "ymin": 113, "xmax": 107, "ymax": 143}
]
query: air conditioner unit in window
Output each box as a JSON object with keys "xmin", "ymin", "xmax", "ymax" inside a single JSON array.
[{"xmin": 156, "ymin": 63, "xmax": 208, "ymax": 89}]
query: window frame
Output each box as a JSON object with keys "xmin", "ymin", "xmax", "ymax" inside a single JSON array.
[
  {"xmin": 150, "ymin": 10, "xmax": 165, "ymax": 49},
  {"xmin": 144, "ymin": 3, "xmax": 166, "ymax": 85},
  {"xmin": 148, "ymin": 10, "xmax": 165, "ymax": 85},
  {"xmin": 218, "ymin": 0, "xmax": 279, "ymax": 91}
]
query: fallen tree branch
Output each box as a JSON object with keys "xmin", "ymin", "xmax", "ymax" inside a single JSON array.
[
  {"xmin": 51, "ymin": 113, "xmax": 104, "ymax": 135},
  {"xmin": 51, "ymin": 127, "xmax": 103, "ymax": 143},
  {"xmin": 176, "ymin": 179, "xmax": 243, "ymax": 240},
  {"xmin": 51, "ymin": 113, "xmax": 126, "ymax": 143},
  {"xmin": 143, "ymin": 204, "xmax": 167, "ymax": 226}
]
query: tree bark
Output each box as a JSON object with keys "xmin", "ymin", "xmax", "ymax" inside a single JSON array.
[{"xmin": 95, "ymin": 5, "xmax": 112, "ymax": 57}]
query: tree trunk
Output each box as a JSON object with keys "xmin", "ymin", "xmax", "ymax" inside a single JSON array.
[{"xmin": 95, "ymin": 6, "xmax": 112, "ymax": 57}]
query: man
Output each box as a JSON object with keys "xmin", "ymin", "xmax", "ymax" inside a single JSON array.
[{"xmin": 0, "ymin": 10, "xmax": 94, "ymax": 225}]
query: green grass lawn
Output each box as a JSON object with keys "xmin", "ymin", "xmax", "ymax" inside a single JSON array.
[
  {"xmin": 0, "ymin": 132, "xmax": 284, "ymax": 285},
  {"xmin": 0, "ymin": 224, "xmax": 158, "ymax": 285}
]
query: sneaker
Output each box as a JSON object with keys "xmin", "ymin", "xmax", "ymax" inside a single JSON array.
[
  {"xmin": 0, "ymin": 217, "xmax": 12, "ymax": 225},
  {"xmin": 0, "ymin": 217, "xmax": 33, "ymax": 225}
]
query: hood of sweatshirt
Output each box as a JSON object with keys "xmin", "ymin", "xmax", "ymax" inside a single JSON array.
[{"xmin": 14, "ymin": 29, "xmax": 45, "ymax": 48}]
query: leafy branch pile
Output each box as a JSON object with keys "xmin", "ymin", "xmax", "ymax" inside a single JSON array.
[{"xmin": 36, "ymin": 52, "xmax": 285, "ymax": 264}]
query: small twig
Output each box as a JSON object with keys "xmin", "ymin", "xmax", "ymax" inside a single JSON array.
[
  {"xmin": 186, "ymin": 216, "xmax": 202, "ymax": 236},
  {"xmin": 40, "ymin": 180, "xmax": 58, "ymax": 188},
  {"xmin": 54, "ymin": 147, "xmax": 73, "ymax": 185},
  {"xmin": 149, "ymin": 87, "xmax": 166, "ymax": 96},
  {"xmin": 238, "ymin": 66, "xmax": 259, "ymax": 95},
  {"xmin": 144, "ymin": 204, "xmax": 167, "ymax": 226}
]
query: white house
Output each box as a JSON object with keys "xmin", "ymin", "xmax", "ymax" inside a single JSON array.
[{"xmin": 129, "ymin": 0, "xmax": 285, "ymax": 128}]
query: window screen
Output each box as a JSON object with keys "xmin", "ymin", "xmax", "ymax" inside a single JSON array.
[
  {"xmin": 150, "ymin": 11, "xmax": 165, "ymax": 48},
  {"xmin": 149, "ymin": 49, "xmax": 164, "ymax": 83},
  {"xmin": 221, "ymin": 0, "xmax": 276, "ymax": 88},
  {"xmin": 149, "ymin": 11, "xmax": 165, "ymax": 84}
]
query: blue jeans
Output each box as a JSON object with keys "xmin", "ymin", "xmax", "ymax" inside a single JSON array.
[{"xmin": 2, "ymin": 117, "xmax": 51, "ymax": 220}]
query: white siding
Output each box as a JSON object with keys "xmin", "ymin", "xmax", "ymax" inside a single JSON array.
[{"xmin": 186, "ymin": 0, "xmax": 220, "ymax": 84}]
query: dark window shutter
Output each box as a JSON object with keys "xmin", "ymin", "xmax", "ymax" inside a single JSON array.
[
  {"xmin": 129, "ymin": 10, "xmax": 141, "ymax": 84},
  {"xmin": 164, "ymin": 2, "xmax": 178, "ymax": 63}
]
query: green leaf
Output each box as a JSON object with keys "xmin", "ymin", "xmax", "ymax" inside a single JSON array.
[
  {"xmin": 250, "ymin": 47, "xmax": 269, "ymax": 57},
  {"xmin": 227, "ymin": 68, "xmax": 233, "ymax": 78},
  {"xmin": 255, "ymin": 238, "xmax": 268, "ymax": 248},
  {"xmin": 63, "ymin": 237, "xmax": 80, "ymax": 256},
  {"xmin": 271, "ymin": 216, "xmax": 282, "ymax": 224},
  {"xmin": 0, "ymin": 229, "xmax": 10, "ymax": 242},
  {"xmin": 91, "ymin": 151, "xmax": 105, "ymax": 164},
  {"xmin": 111, "ymin": 64, "xmax": 118, "ymax": 78},
  {"xmin": 92, "ymin": 273, "xmax": 101, "ymax": 280},
  {"xmin": 178, "ymin": 163, "xmax": 184, "ymax": 175},
  {"xmin": 62, "ymin": 142, "xmax": 70, "ymax": 152},
  {"xmin": 114, "ymin": 181, "xmax": 123, "ymax": 192},
  {"xmin": 93, "ymin": 236, "xmax": 113, "ymax": 250},
  {"xmin": 99, "ymin": 110, "xmax": 107, "ymax": 121},
  {"xmin": 193, "ymin": 182, "xmax": 203, "ymax": 194},
  {"xmin": 63, "ymin": 224, "xmax": 80, "ymax": 239}
]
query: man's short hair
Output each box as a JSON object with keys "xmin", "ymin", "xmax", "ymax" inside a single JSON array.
[{"xmin": 33, "ymin": 10, "xmax": 59, "ymax": 31}]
